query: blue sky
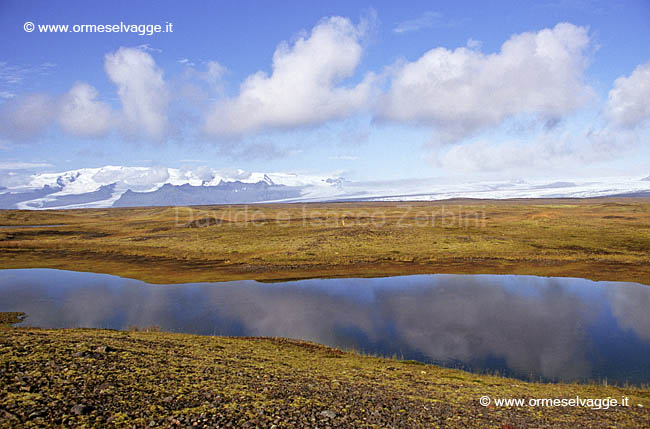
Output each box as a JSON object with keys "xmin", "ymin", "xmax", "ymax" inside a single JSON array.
[{"xmin": 1, "ymin": 0, "xmax": 649, "ymax": 182}]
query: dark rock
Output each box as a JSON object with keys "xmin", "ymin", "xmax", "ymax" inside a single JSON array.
[
  {"xmin": 320, "ymin": 410, "xmax": 336, "ymax": 419},
  {"xmin": 71, "ymin": 404, "xmax": 93, "ymax": 415},
  {"xmin": 28, "ymin": 410, "xmax": 46, "ymax": 419},
  {"xmin": 94, "ymin": 345, "xmax": 115, "ymax": 353}
]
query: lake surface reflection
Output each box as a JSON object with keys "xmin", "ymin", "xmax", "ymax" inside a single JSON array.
[{"xmin": 1, "ymin": 269, "xmax": 649, "ymax": 384}]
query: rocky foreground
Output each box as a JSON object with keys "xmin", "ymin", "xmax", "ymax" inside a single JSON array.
[{"xmin": 1, "ymin": 326, "xmax": 649, "ymax": 428}]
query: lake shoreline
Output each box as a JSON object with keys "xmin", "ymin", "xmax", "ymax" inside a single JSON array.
[
  {"xmin": 2, "ymin": 255, "xmax": 648, "ymax": 286},
  {"xmin": 2, "ymin": 325, "xmax": 649, "ymax": 427},
  {"xmin": 1, "ymin": 199, "xmax": 649, "ymax": 286}
]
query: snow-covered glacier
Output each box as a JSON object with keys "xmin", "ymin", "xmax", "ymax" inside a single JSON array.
[{"xmin": 1, "ymin": 165, "xmax": 649, "ymax": 209}]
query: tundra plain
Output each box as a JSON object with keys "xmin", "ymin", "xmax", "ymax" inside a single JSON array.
[{"xmin": 0, "ymin": 199, "xmax": 648, "ymax": 285}]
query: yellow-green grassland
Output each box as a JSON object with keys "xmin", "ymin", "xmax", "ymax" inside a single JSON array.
[{"xmin": 1, "ymin": 199, "xmax": 649, "ymax": 285}]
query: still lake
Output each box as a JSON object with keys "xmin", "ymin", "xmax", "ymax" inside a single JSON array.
[{"xmin": 1, "ymin": 269, "xmax": 649, "ymax": 385}]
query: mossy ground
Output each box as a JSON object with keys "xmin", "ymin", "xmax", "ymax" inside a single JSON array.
[
  {"xmin": 0, "ymin": 313, "xmax": 25, "ymax": 328},
  {"xmin": 1, "ymin": 199, "xmax": 649, "ymax": 285},
  {"xmin": 1, "ymin": 327, "xmax": 649, "ymax": 428}
]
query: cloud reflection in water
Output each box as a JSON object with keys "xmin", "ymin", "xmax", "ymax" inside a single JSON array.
[{"xmin": 1, "ymin": 269, "xmax": 649, "ymax": 383}]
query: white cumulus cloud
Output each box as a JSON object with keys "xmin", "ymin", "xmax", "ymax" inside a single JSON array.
[
  {"xmin": 204, "ymin": 16, "xmax": 376, "ymax": 139},
  {"xmin": 605, "ymin": 61, "xmax": 650, "ymax": 129},
  {"xmin": 378, "ymin": 23, "xmax": 593, "ymax": 144},
  {"xmin": 0, "ymin": 93, "xmax": 55, "ymax": 141},
  {"xmin": 91, "ymin": 166, "xmax": 170, "ymax": 187},
  {"xmin": 58, "ymin": 82, "xmax": 112, "ymax": 137},
  {"xmin": 202, "ymin": 61, "xmax": 226, "ymax": 90},
  {"xmin": 104, "ymin": 47, "xmax": 169, "ymax": 140},
  {"xmin": 439, "ymin": 134, "xmax": 572, "ymax": 172},
  {"xmin": 438, "ymin": 124, "xmax": 641, "ymax": 174}
]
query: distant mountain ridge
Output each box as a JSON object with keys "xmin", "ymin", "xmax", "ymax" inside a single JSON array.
[
  {"xmin": 0, "ymin": 166, "xmax": 338, "ymax": 209},
  {"xmin": 1, "ymin": 166, "xmax": 650, "ymax": 209},
  {"xmin": 0, "ymin": 185, "xmax": 62, "ymax": 209},
  {"xmin": 37, "ymin": 184, "xmax": 117, "ymax": 209},
  {"xmin": 113, "ymin": 181, "xmax": 302, "ymax": 207}
]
